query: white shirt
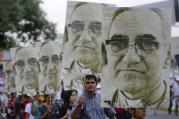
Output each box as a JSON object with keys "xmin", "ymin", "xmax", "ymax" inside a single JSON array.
[
  {"xmin": 172, "ymin": 82, "xmax": 179, "ymax": 97},
  {"xmin": 25, "ymin": 103, "xmax": 34, "ymax": 119}
]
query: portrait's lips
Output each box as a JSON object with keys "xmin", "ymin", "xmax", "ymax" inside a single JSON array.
[
  {"xmin": 45, "ymin": 73, "xmax": 57, "ymax": 77},
  {"xmin": 75, "ymin": 45, "xmax": 95, "ymax": 50},
  {"xmin": 23, "ymin": 75, "xmax": 34, "ymax": 78},
  {"xmin": 26, "ymin": 86, "xmax": 33, "ymax": 89},
  {"xmin": 120, "ymin": 69, "xmax": 145, "ymax": 74},
  {"xmin": 115, "ymin": 69, "xmax": 145, "ymax": 78}
]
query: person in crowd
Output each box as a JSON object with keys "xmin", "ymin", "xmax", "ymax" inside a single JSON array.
[
  {"xmin": 7, "ymin": 92, "xmax": 16, "ymax": 119},
  {"xmin": 57, "ymin": 89, "xmax": 78, "ymax": 119},
  {"xmin": 14, "ymin": 94, "xmax": 23, "ymax": 119},
  {"xmin": 38, "ymin": 94, "xmax": 54, "ymax": 119},
  {"xmin": 25, "ymin": 95, "xmax": 34, "ymax": 119},
  {"xmin": 168, "ymin": 85, "xmax": 174, "ymax": 115},
  {"xmin": 0, "ymin": 92, "xmax": 8, "ymax": 118},
  {"xmin": 128, "ymin": 108, "xmax": 146, "ymax": 119},
  {"xmin": 71, "ymin": 74, "xmax": 116, "ymax": 119},
  {"xmin": 172, "ymin": 76, "xmax": 179, "ymax": 116},
  {"xmin": 31, "ymin": 95, "xmax": 42, "ymax": 119},
  {"xmin": 102, "ymin": 7, "xmax": 170, "ymax": 107},
  {"xmin": 115, "ymin": 108, "xmax": 131, "ymax": 119},
  {"xmin": 20, "ymin": 94, "xmax": 30, "ymax": 119}
]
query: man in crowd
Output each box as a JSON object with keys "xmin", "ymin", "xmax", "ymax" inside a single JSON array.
[{"xmin": 71, "ymin": 74, "xmax": 116, "ymax": 119}]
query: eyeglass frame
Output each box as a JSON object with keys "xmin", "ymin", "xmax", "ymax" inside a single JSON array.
[
  {"xmin": 105, "ymin": 34, "xmax": 169, "ymax": 57},
  {"xmin": 68, "ymin": 20, "xmax": 102, "ymax": 36}
]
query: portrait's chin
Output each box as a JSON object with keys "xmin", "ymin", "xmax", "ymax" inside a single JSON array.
[
  {"xmin": 74, "ymin": 50, "xmax": 98, "ymax": 63},
  {"xmin": 46, "ymin": 75, "xmax": 57, "ymax": 80},
  {"xmin": 114, "ymin": 71, "xmax": 147, "ymax": 94},
  {"xmin": 73, "ymin": 47, "xmax": 97, "ymax": 57},
  {"xmin": 47, "ymin": 84, "xmax": 56, "ymax": 89},
  {"xmin": 23, "ymin": 75, "xmax": 36, "ymax": 80}
]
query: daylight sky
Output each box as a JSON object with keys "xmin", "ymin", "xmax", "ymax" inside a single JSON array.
[{"xmin": 40, "ymin": 0, "xmax": 166, "ymax": 34}]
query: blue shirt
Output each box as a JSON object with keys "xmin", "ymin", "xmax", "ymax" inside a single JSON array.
[{"xmin": 78, "ymin": 92, "xmax": 116, "ymax": 119}]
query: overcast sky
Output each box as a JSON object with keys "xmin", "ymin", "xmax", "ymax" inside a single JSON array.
[{"xmin": 40, "ymin": 0, "xmax": 166, "ymax": 33}]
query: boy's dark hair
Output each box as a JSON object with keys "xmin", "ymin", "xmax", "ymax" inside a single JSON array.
[{"xmin": 84, "ymin": 74, "xmax": 98, "ymax": 83}]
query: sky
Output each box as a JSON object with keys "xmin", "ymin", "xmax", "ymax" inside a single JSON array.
[{"xmin": 40, "ymin": 0, "xmax": 166, "ymax": 34}]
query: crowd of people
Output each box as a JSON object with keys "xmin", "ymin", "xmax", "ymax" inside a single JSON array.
[
  {"xmin": 0, "ymin": 74, "xmax": 147, "ymax": 119},
  {"xmin": 168, "ymin": 75, "xmax": 179, "ymax": 116}
]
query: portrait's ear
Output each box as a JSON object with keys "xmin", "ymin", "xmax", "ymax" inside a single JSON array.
[
  {"xmin": 163, "ymin": 44, "xmax": 171, "ymax": 69},
  {"xmin": 63, "ymin": 26, "xmax": 68, "ymax": 44},
  {"xmin": 13, "ymin": 65, "xmax": 17, "ymax": 75},
  {"xmin": 101, "ymin": 43, "xmax": 108, "ymax": 65},
  {"xmin": 37, "ymin": 62, "xmax": 41, "ymax": 72}
]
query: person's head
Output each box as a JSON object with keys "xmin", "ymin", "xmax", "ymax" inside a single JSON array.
[
  {"xmin": 37, "ymin": 95, "xmax": 44, "ymax": 104},
  {"xmin": 4, "ymin": 62, "xmax": 16, "ymax": 90},
  {"xmin": 83, "ymin": 74, "xmax": 98, "ymax": 93},
  {"xmin": 67, "ymin": 2, "xmax": 103, "ymax": 68},
  {"xmin": 14, "ymin": 47, "xmax": 40, "ymax": 92},
  {"xmin": 175, "ymin": 76, "xmax": 179, "ymax": 84},
  {"xmin": 129, "ymin": 108, "xmax": 146, "ymax": 119},
  {"xmin": 63, "ymin": 90, "xmax": 78, "ymax": 106},
  {"xmin": 11, "ymin": 92, "xmax": 16, "ymax": 98},
  {"xmin": 44, "ymin": 94, "xmax": 54, "ymax": 104},
  {"xmin": 39, "ymin": 41, "xmax": 62, "ymax": 91},
  {"xmin": 103, "ymin": 8, "xmax": 170, "ymax": 98}
]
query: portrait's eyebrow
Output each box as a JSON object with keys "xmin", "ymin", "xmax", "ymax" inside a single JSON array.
[
  {"xmin": 28, "ymin": 58, "xmax": 38, "ymax": 62},
  {"xmin": 52, "ymin": 55, "xmax": 59, "ymax": 58},
  {"xmin": 40, "ymin": 56, "xmax": 48, "ymax": 59},
  {"xmin": 16, "ymin": 60, "xmax": 24, "ymax": 63},
  {"xmin": 70, "ymin": 20, "xmax": 84, "ymax": 25},
  {"xmin": 135, "ymin": 34, "xmax": 156, "ymax": 41},
  {"xmin": 90, "ymin": 21, "xmax": 102, "ymax": 25}
]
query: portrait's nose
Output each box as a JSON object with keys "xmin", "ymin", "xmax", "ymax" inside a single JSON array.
[
  {"xmin": 46, "ymin": 62, "xmax": 56, "ymax": 73},
  {"xmin": 79, "ymin": 28, "xmax": 92, "ymax": 41},
  {"xmin": 122, "ymin": 45, "xmax": 141, "ymax": 65},
  {"xmin": 24, "ymin": 63, "xmax": 32, "ymax": 74}
]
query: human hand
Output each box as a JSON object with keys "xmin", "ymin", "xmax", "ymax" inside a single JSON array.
[{"xmin": 77, "ymin": 96, "xmax": 85, "ymax": 108}]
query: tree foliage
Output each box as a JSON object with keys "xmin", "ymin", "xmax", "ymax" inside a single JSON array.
[{"xmin": 0, "ymin": 0, "xmax": 57, "ymax": 50}]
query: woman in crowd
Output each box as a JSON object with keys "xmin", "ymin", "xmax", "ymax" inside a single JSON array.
[{"xmin": 58, "ymin": 89, "xmax": 78, "ymax": 119}]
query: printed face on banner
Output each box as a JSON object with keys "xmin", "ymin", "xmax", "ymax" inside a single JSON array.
[
  {"xmin": 4, "ymin": 62, "xmax": 16, "ymax": 92},
  {"xmin": 39, "ymin": 41, "xmax": 62, "ymax": 94},
  {"xmin": 67, "ymin": 2, "xmax": 103, "ymax": 70},
  {"xmin": 14, "ymin": 47, "xmax": 39, "ymax": 95},
  {"xmin": 62, "ymin": 2, "xmax": 105, "ymax": 93},
  {"xmin": 102, "ymin": 8, "xmax": 171, "ymax": 108}
]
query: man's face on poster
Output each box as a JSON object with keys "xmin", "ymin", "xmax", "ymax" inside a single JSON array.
[
  {"xmin": 68, "ymin": 4, "xmax": 102, "ymax": 65},
  {"xmin": 14, "ymin": 47, "xmax": 39, "ymax": 91},
  {"xmin": 4, "ymin": 63, "xmax": 15, "ymax": 89},
  {"xmin": 106, "ymin": 9, "xmax": 169, "ymax": 98},
  {"xmin": 39, "ymin": 42, "xmax": 62, "ymax": 90}
]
